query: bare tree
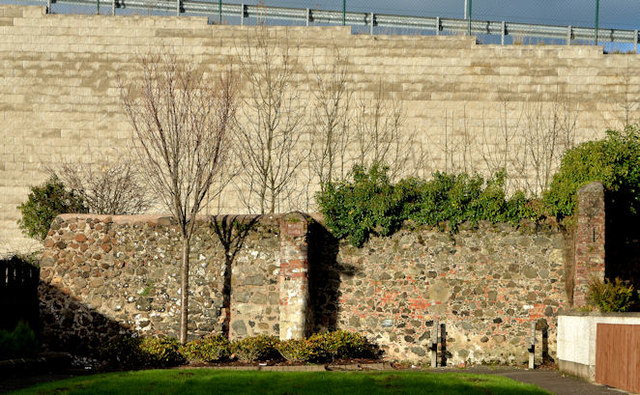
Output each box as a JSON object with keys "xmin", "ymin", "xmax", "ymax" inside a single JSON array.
[
  {"xmin": 479, "ymin": 100, "xmax": 524, "ymax": 191},
  {"xmin": 352, "ymin": 81, "xmax": 422, "ymax": 180},
  {"xmin": 611, "ymin": 61, "xmax": 639, "ymax": 129},
  {"xmin": 52, "ymin": 152, "xmax": 154, "ymax": 215},
  {"xmin": 439, "ymin": 105, "xmax": 476, "ymax": 174},
  {"xmin": 120, "ymin": 52, "xmax": 237, "ymax": 343},
  {"xmin": 235, "ymin": 26, "xmax": 307, "ymax": 214},
  {"xmin": 516, "ymin": 93, "xmax": 578, "ymax": 195},
  {"xmin": 309, "ymin": 47, "xmax": 353, "ymax": 191}
]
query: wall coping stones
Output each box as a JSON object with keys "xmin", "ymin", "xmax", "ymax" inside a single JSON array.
[{"xmin": 559, "ymin": 311, "xmax": 640, "ymax": 318}]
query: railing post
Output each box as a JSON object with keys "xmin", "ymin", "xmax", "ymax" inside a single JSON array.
[
  {"xmin": 501, "ymin": 21, "xmax": 505, "ymax": 45},
  {"xmin": 369, "ymin": 12, "xmax": 374, "ymax": 35},
  {"xmin": 342, "ymin": 0, "xmax": 345, "ymax": 26},
  {"xmin": 96, "ymin": 0, "xmax": 100, "ymax": 15},
  {"xmin": 240, "ymin": 3, "xmax": 245, "ymax": 26},
  {"xmin": 566, "ymin": 25, "xmax": 572, "ymax": 45},
  {"xmin": 176, "ymin": 0, "xmax": 180, "ymax": 16},
  {"xmin": 112, "ymin": 0, "xmax": 115, "ymax": 16},
  {"xmin": 218, "ymin": 0, "xmax": 222, "ymax": 24},
  {"xmin": 635, "ymin": 30, "xmax": 638, "ymax": 53},
  {"xmin": 435, "ymin": 16, "xmax": 440, "ymax": 36},
  {"xmin": 467, "ymin": 0, "xmax": 472, "ymax": 36},
  {"xmin": 305, "ymin": 8, "xmax": 310, "ymax": 27},
  {"xmin": 47, "ymin": 0, "xmax": 51, "ymax": 13},
  {"xmin": 594, "ymin": 0, "xmax": 600, "ymax": 46}
]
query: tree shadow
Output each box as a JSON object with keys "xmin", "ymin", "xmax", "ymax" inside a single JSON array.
[
  {"xmin": 39, "ymin": 281, "xmax": 135, "ymax": 357},
  {"xmin": 210, "ymin": 214, "xmax": 260, "ymax": 339},
  {"xmin": 307, "ymin": 220, "xmax": 358, "ymax": 335}
]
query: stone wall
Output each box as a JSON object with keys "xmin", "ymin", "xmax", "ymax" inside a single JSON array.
[
  {"xmin": 3, "ymin": 5, "xmax": 640, "ymax": 253},
  {"xmin": 39, "ymin": 214, "xmax": 282, "ymax": 353},
  {"xmin": 313, "ymin": 222, "xmax": 567, "ymax": 365},
  {"xmin": 41, "ymin": 212, "xmax": 584, "ymax": 365}
]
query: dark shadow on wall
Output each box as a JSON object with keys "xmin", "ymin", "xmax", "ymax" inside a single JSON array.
[
  {"xmin": 210, "ymin": 215, "xmax": 260, "ymax": 339},
  {"xmin": 0, "ymin": 257, "xmax": 40, "ymax": 333},
  {"xmin": 39, "ymin": 281, "xmax": 135, "ymax": 357},
  {"xmin": 605, "ymin": 192, "xmax": 640, "ymax": 310},
  {"xmin": 307, "ymin": 221, "xmax": 358, "ymax": 334}
]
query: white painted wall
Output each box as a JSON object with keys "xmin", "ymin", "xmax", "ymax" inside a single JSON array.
[{"xmin": 557, "ymin": 313, "xmax": 640, "ymax": 381}]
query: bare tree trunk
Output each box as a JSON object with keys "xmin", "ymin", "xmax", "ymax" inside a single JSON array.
[{"xmin": 180, "ymin": 236, "xmax": 191, "ymax": 343}]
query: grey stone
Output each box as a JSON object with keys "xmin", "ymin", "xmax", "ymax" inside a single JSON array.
[
  {"xmin": 232, "ymin": 320, "xmax": 247, "ymax": 336},
  {"xmin": 410, "ymin": 346, "xmax": 426, "ymax": 357}
]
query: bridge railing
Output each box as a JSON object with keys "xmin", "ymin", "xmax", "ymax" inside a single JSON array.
[{"xmin": 5, "ymin": 0, "xmax": 640, "ymax": 51}]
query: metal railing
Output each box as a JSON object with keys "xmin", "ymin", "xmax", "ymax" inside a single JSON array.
[{"xmin": 25, "ymin": 0, "xmax": 640, "ymax": 50}]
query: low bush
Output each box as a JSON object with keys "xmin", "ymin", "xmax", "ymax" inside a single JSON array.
[
  {"xmin": 139, "ymin": 337, "xmax": 185, "ymax": 367},
  {"xmin": 99, "ymin": 335, "xmax": 145, "ymax": 369},
  {"xmin": 307, "ymin": 330, "xmax": 379, "ymax": 362},
  {"xmin": 275, "ymin": 339, "xmax": 316, "ymax": 363},
  {"xmin": 587, "ymin": 277, "xmax": 637, "ymax": 312},
  {"xmin": 230, "ymin": 335, "xmax": 279, "ymax": 362},
  {"xmin": 100, "ymin": 335, "xmax": 184, "ymax": 369},
  {"xmin": 181, "ymin": 334, "xmax": 230, "ymax": 362},
  {"xmin": 17, "ymin": 175, "xmax": 87, "ymax": 240},
  {"xmin": 0, "ymin": 321, "xmax": 39, "ymax": 360}
]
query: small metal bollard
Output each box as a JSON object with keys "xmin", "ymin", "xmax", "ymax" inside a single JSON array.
[
  {"xmin": 430, "ymin": 319, "xmax": 439, "ymax": 368},
  {"xmin": 528, "ymin": 321, "xmax": 536, "ymax": 369}
]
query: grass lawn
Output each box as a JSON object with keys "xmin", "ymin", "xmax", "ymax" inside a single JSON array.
[{"xmin": 14, "ymin": 369, "xmax": 550, "ymax": 394}]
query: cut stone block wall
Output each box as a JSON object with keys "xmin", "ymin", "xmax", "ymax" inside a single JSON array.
[{"xmin": 3, "ymin": 5, "xmax": 640, "ymax": 253}]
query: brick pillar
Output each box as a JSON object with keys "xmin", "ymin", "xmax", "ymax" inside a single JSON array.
[
  {"xmin": 278, "ymin": 213, "xmax": 309, "ymax": 340},
  {"xmin": 573, "ymin": 182, "xmax": 606, "ymax": 307}
]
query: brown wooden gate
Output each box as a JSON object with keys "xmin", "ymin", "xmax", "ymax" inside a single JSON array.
[{"xmin": 596, "ymin": 323, "xmax": 640, "ymax": 393}]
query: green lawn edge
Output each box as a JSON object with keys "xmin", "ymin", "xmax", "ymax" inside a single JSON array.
[{"xmin": 13, "ymin": 369, "xmax": 551, "ymax": 395}]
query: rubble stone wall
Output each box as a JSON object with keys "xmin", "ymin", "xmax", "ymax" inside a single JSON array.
[{"xmin": 41, "ymin": 213, "xmax": 575, "ymax": 365}]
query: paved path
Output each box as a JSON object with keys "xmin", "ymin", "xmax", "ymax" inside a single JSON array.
[{"xmin": 438, "ymin": 367, "xmax": 624, "ymax": 395}]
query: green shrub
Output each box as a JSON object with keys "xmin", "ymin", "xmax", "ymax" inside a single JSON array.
[
  {"xmin": 0, "ymin": 321, "xmax": 39, "ymax": 360},
  {"xmin": 276, "ymin": 339, "xmax": 316, "ymax": 363},
  {"xmin": 99, "ymin": 335, "xmax": 185, "ymax": 369},
  {"xmin": 317, "ymin": 165, "xmax": 535, "ymax": 246},
  {"xmin": 181, "ymin": 334, "xmax": 230, "ymax": 362},
  {"xmin": 587, "ymin": 278, "xmax": 636, "ymax": 313},
  {"xmin": 412, "ymin": 171, "xmax": 535, "ymax": 230},
  {"xmin": 17, "ymin": 175, "xmax": 87, "ymax": 240},
  {"xmin": 544, "ymin": 125, "xmax": 640, "ymax": 219},
  {"xmin": 230, "ymin": 335, "xmax": 279, "ymax": 362},
  {"xmin": 316, "ymin": 163, "xmax": 418, "ymax": 247},
  {"xmin": 139, "ymin": 337, "xmax": 185, "ymax": 367},
  {"xmin": 99, "ymin": 335, "xmax": 145, "ymax": 369},
  {"xmin": 307, "ymin": 330, "xmax": 378, "ymax": 362}
]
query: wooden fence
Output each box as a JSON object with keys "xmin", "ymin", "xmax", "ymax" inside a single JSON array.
[
  {"xmin": 596, "ymin": 323, "xmax": 640, "ymax": 393},
  {"xmin": 0, "ymin": 257, "xmax": 40, "ymax": 332}
]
